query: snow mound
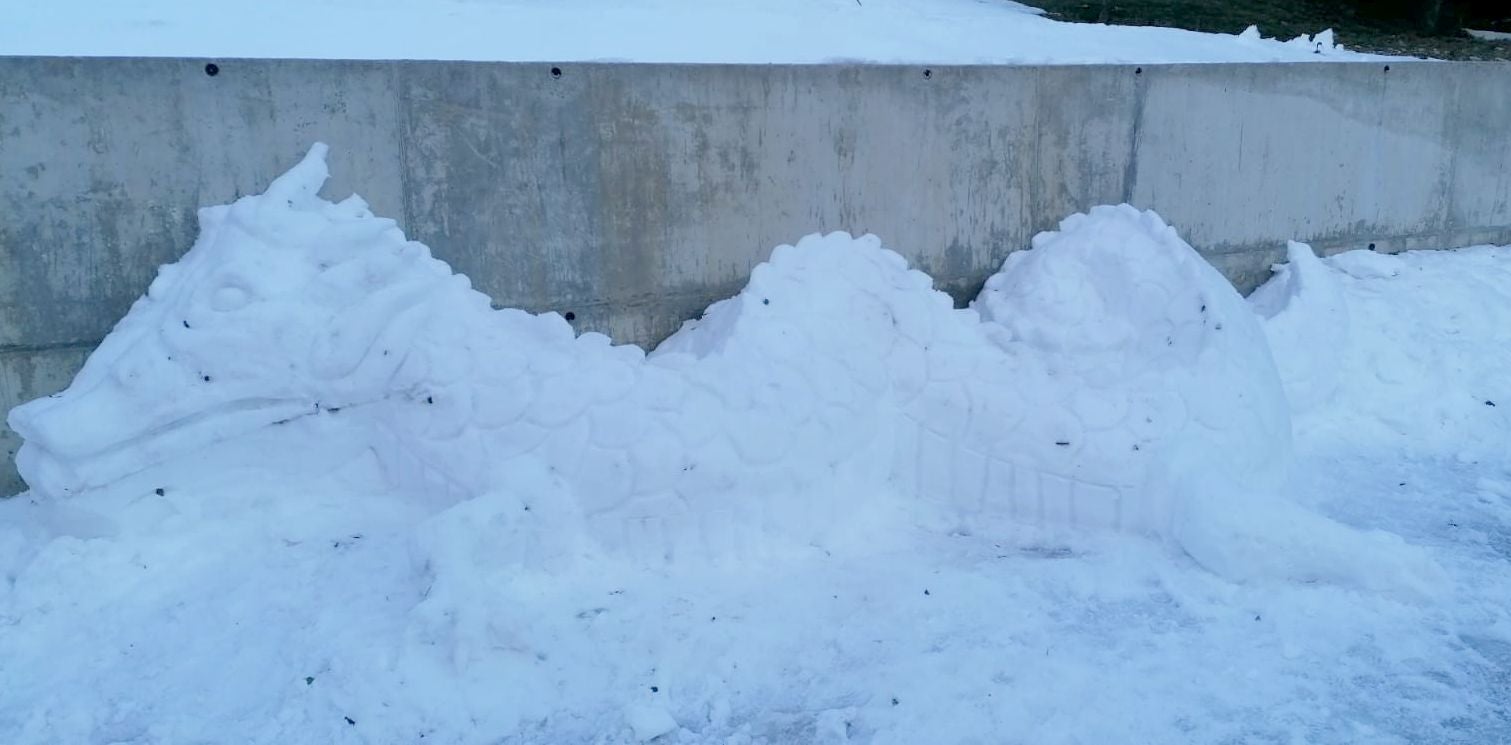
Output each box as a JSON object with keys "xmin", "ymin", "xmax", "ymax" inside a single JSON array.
[
  {"xmin": 1249, "ymin": 241, "xmax": 1351, "ymax": 414},
  {"xmin": 1254, "ymin": 244, "xmax": 1511, "ymax": 459},
  {"xmin": 1329, "ymin": 247, "xmax": 1406, "ymax": 279},
  {"xmin": 969, "ymin": 205, "xmax": 1290, "ymax": 536},
  {"xmin": 7, "ymin": 146, "xmax": 1438, "ymax": 591},
  {"xmin": 1236, "ymin": 26, "xmax": 1350, "ymax": 57}
]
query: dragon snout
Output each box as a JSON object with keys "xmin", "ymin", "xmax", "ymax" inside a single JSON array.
[
  {"xmin": 10, "ymin": 382, "xmax": 157, "ymax": 462},
  {"xmin": 9, "ymin": 378, "xmax": 315, "ymax": 498},
  {"xmin": 10, "ymin": 441, "xmax": 86, "ymax": 498}
]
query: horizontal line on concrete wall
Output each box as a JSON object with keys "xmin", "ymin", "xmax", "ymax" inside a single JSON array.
[
  {"xmin": 0, "ymin": 340, "xmax": 101, "ymax": 357},
  {"xmin": 518, "ymin": 282, "xmax": 752, "ymax": 312},
  {"xmin": 1205, "ymin": 226, "xmax": 1511, "ymax": 256}
]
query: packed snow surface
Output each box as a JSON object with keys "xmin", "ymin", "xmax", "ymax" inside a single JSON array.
[
  {"xmin": 3, "ymin": 148, "xmax": 1509, "ymax": 743},
  {"xmin": 0, "ymin": 0, "xmax": 1380, "ymax": 63}
]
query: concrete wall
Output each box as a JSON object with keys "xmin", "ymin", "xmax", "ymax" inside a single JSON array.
[{"xmin": 3, "ymin": 57, "xmax": 1510, "ymax": 494}]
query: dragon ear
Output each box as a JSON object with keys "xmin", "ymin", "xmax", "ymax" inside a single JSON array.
[{"xmin": 262, "ymin": 143, "xmax": 331, "ymax": 209}]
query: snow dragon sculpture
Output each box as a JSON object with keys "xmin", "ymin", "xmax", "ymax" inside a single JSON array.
[{"xmin": 6, "ymin": 145, "xmax": 1438, "ymax": 588}]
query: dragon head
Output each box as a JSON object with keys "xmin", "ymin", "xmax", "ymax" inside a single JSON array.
[{"xmin": 9, "ymin": 144, "xmax": 467, "ymax": 497}]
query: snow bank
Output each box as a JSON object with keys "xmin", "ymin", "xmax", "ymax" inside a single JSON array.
[
  {"xmin": 0, "ymin": 0, "xmax": 1390, "ymax": 63},
  {"xmin": 1255, "ymin": 242, "xmax": 1511, "ymax": 459},
  {"xmin": 7, "ymin": 146, "xmax": 1438, "ymax": 594},
  {"xmin": 1249, "ymin": 241, "xmax": 1351, "ymax": 414}
]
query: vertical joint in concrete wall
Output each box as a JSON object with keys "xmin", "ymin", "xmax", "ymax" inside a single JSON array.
[{"xmin": 1121, "ymin": 65, "xmax": 1148, "ymax": 206}]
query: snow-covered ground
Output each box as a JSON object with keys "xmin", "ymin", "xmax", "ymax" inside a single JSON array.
[
  {"xmin": 1, "ymin": 0, "xmax": 1380, "ymax": 64},
  {"xmin": 2, "ymin": 148, "xmax": 1508, "ymax": 743}
]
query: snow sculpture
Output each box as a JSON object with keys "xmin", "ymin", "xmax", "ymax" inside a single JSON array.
[
  {"xmin": 7, "ymin": 145, "xmax": 1439, "ymax": 589},
  {"xmin": 960, "ymin": 205, "xmax": 1292, "ymax": 536}
]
